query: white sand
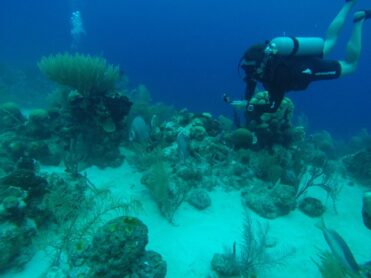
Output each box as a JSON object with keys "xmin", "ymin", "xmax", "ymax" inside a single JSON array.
[{"xmin": 4, "ymin": 162, "xmax": 371, "ymax": 278}]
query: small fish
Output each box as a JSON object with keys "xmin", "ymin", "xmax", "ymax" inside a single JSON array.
[
  {"xmin": 129, "ymin": 116, "xmax": 149, "ymax": 143},
  {"xmin": 316, "ymin": 219, "xmax": 360, "ymax": 274},
  {"xmin": 150, "ymin": 114, "xmax": 159, "ymax": 130},
  {"xmin": 176, "ymin": 128, "xmax": 190, "ymax": 161}
]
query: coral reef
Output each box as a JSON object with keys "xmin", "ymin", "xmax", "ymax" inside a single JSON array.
[
  {"xmin": 1, "ymin": 59, "xmax": 369, "ymax": 277},
  {"xmin": 226, "ymin": 128, "xmax": 254, "ymax": 149},
  {"xmin": 241, "ymin": 180, "xmax": 296, "ymax": 219},
  {"xmin": 31, "ymin": 167, "xmax": 145, "ymax": 277},
  {"xmin": 86, "ymin": 216, "xmax": 166, "ymax": 277},
  {"xmin": 343, "ymin": 148, "xmax": 371, "ymax": 185},
  {"xmin": 36, "ymin": 53, "xmax": 133, "ymax": 168},
  {"xmin": 0, "ymin": 53, "xmax": 133, "ymax": 170},
  {"xmin": 247, "ymin": 91, "xmax": 303, "ymax": 148},
  {"xmin": 131, "ymin": 250, "xmax": 167, "ymax": 278},
  {"xmin": 0, "ymin": 159, "xmax": 49, "ymax": 224},
  {"xmin": 126, "ymin": 97, "xmax": 343, "ymax": 222},
  {"xmin": 187, "ymin": 188, "xmax": 211, "ymax": 210},
  {"xmin": 299, "ymin": 197, "xmax": 325, "ymax": 217},
  {"xmin": 0, "ymin": 220, "xmax": 36, "ymax": 271},
  {"xmin": 0, "ymin": 158, "xmax": 48, "ymax": 270}
]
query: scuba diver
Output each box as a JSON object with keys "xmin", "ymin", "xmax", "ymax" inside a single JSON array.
[{"xmin": 226, "ymin": 1, "xmax": 371, "ymax": 118}]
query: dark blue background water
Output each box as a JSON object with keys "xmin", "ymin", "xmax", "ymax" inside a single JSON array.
[{"xmin": 1, "ymin": 0, "xmax": 370, "ymax": 138}]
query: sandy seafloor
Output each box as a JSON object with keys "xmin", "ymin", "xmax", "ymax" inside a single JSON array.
[{"xmin": 3, "ymin": 159, "xmax": 371, "ymax": 278}]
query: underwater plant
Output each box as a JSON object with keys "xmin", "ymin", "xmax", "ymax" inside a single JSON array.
[
  {"xmin": 211, "ymin": 211, "xmax": 293, "ymax": 277},
  {"xmin": 295, "ymin": 160, "xmax": 342, "ymax": 213},
  {"xmin": 141, "ymin": 160, "xmax": 187, "ymax": 223},
  {"xmin": 239, "ymin": 213, "xmax": 272, "ymax": 277},
  {"xmin": 38, "ymin": 53, "xmax": 120, "ymax": 96},
  {"xmin": 43, "ymin": 172, "xmax": 143, "ymax": 273},
  {"xmin": 315, "ymin": 251, "xmax": 351, "ymax": 278}
]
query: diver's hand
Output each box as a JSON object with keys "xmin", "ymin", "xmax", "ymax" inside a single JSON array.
[{"xmin": 230, "ymin": 100, "xmax": 248, "ymax": 110}]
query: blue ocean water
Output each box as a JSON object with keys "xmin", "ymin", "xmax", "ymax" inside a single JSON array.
[{"xmin": 0, "ymin": 0, "xmax": 370, "ymax": 138}]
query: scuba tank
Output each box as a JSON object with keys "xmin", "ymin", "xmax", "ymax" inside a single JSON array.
[{"xmin": 267, "ymin": 37, "xmax": 324, "ymax": 57}]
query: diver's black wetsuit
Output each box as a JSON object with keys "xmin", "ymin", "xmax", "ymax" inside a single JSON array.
[{"xmin": 242, "ymin": 49, "xmax": 342, "ymax": 116}]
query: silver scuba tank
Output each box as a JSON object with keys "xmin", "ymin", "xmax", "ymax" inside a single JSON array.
[{"xmin": 268, "ymin": 37, "xmax": 324, "ymax": 57}]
